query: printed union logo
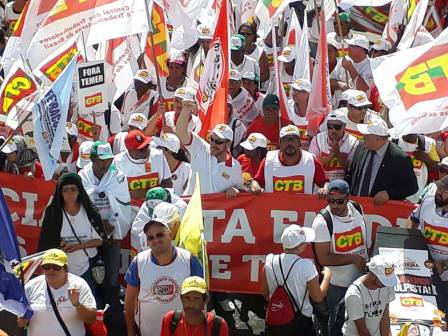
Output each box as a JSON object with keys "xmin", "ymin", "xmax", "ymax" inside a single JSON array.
[{"xmin": 152, "ymin": 276, "xmax": 179, "ymax": 304}]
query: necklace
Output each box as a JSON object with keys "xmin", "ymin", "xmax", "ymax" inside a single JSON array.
[{"xmin": 366, "ymin": 287, "xmax": 381, "ymax": 314}]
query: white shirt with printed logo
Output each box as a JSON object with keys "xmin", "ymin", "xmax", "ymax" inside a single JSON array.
[
  {"xmin": 312, "ymin": 202, "xmax": 371, "ymax": 287},
  {"xmin": 343, "ymin": 277, "xmax": 395, "ymax": 336},
  {"xmin": 114, "ymin": 149, "xmax": 171, "ymax": 196},
  {"xmin": 25, "ymin": 274, "xmax": 96, "ymax": 336},
  {"xmin": 309, "ymin": 132, "xmax": 359, "ymax": 181},
  {"xmin": 184, "ymin": 133, "xmax": 243, "ymax": 195},
  {"xmin": 61, "ymin": 206, "xmax": 101, "ymax": 276}
]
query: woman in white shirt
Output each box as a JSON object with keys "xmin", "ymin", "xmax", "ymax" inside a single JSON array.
[
  {"xmin": 18, "ymin": 249, "xmax": 97, "ymax": 336},
  {"xmin": 38, "ymin": 173, "xmax": 105, "ymax": 291},
  {"xmin": 153, "ymin": 133, "xmax": 191, "ymax": 196}
]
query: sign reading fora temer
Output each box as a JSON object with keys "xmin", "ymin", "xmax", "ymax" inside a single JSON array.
[{"xmin": 77, "ymin": 61, "xmax": 108, "ymax": 113}]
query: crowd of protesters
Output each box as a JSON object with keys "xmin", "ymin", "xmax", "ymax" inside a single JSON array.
[{"xmin": 1, "ymin": 0, "xmax": 448, "ymax": 335}]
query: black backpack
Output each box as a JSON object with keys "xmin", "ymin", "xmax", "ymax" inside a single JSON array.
[{"xmin": 169, "ymin": 310, "xmax": 222, "ymax": 335}]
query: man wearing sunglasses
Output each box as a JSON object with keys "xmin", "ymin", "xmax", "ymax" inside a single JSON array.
[
  {"xmin": 115, "ymin": 130, "xmax": 173, "ymax": 201},
  {"xmin": 309, "ymin": 110, "xmax": 359, "ymax": 181},
  {"xmin": 312, "ymin": 179, "xmax": 371, "ymax": 335},
  {"xmin": 125, "ymin": 217, "xmax": 203, "ymax": 336},
  {"xmin": 250, "ymin": 124, "xmax": 328, "ymax": 195},
  {"xmin": 406, "ymin": 175, "xmax": 448, "ymax": 318},
  {"xmin": 176, "ymin": 100, "xmax": 243, "ymax": 197}
]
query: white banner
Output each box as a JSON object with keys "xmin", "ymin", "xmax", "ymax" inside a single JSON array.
[
  {"xmin": 27, "ymin": 0, "xmax": 149, "ymax": 69},
  {"xmin": 371, "ymin": 28, "xmax": 448, "ymax": 136}
]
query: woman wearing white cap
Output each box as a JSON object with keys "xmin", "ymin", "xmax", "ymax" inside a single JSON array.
[
  {"xmin": 1, "ymin": 135, "xmax": 43, "ymax": 178},
  {"xmin": 153, "ymin": 133, "xmax": 191, "ymax": 196},
  {"xmin": 262, "ymin": 225, "xmax": 332, "ymax": 335}
]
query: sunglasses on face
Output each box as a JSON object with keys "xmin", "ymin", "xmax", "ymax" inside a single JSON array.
[
  {"xmin": 147, "ymin": 232, "xmax": 168, "ymax": 241},
  {"xmin": 327, "ymin": 197, "xmax": 347, "ymax": 205},
  {"xmin": 211, "ymin": 138, "xmax": 228, "ymax": 145},
  {"xmin": 62, "ymin": 186, "xmax": 78, "ymax": 193},
  {"xmin": 42, "ymin": 264, "xmax": 63, "ymax": 271},
  {"xmin": 327, "ymin": 124, "xmax": 343, "ymax": 130}
]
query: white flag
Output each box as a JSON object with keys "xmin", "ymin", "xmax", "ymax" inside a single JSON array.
[
  {"xmin": 397, "ymin": 0, "xmax": 429, "ymax": 50},
  {"xmin": 293, "ymin": 12, "xmax": 310, "ymax": 82},
  {"xmin": 371, "ymin": 28, "xmax": 448, "ymax": 137}
]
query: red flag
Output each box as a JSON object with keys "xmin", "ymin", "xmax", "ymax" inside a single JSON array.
[
  {"xmin": 306, "ymin": 10, "xmax": 331, "ymax": 136},
  {"xmin": 197, "ymin": 0, "xmax": 229, "ymax": 138}
]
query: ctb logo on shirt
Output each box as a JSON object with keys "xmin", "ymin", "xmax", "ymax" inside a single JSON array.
[
  {"xmin": 334, "ymin": 226, "xmax": 364, "ymax": 252},
  {"xmin": 423, "ymin": 222, "xmax": 448, "ymax": 247},
  {"xmin": 272, "ymin": 175, "xmax": 305, "ymax": 193},
  {"xmin": 127, "ymin": 175, "xmax": 159, "ymax": 191}
]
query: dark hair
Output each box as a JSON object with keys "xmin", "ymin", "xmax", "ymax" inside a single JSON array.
[
  {"xmin": 172, "ymin": 147, "xmax": 190, "ymax": 163},
  {"xmin": 238, "ymin": 23, "xmax": 257, "ymax": 36}
]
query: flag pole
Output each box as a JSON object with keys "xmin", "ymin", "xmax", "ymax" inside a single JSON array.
[
  {"xmin": 333, "ymin": 0, "xmax": 350, "ymax": 86},
  {"xmin": 144, "ymin": 0, "xmax": 163, "ymax": 98},
  {"xmin": 313, "ymin": 0, "xmax": 321, "ymax": 33}
]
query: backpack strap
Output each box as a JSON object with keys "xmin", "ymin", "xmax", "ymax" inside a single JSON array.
[
  {"xmin": 348, "ymin": 200, "xmax": 363, "ymax": 215},
  {"xmin": 211, "ymin": 315, "xmax": 222, "ymax": 336},
  {"xmin": 319, "ymin": 208, "xmax": 333, "ymax": 236},
  {"xmin": 169, "ymin": 310, "xmax": 183, "ymax": 334},
  {"xmin": 278, "ymin": 256, "xmax": 307, "ymax": 313}
]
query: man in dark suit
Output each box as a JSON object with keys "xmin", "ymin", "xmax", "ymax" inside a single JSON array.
[{"xmin": 346, "ymin": 116, "xmax": 418, "ymax": 205}]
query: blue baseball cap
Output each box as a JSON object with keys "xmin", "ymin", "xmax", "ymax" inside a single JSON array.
[{"xmin": 328, "ymin": 179, "xmax": 349, "ymax": 195}]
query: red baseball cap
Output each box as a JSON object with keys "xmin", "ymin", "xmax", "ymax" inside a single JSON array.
[{"xmin": 125, "ymin": 130, "xmax": 151, "ymax": 150}]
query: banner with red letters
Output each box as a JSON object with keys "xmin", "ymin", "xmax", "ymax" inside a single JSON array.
[{"xmin": 0, "ymin": 173, "xmax": 416, "ymax": 293}]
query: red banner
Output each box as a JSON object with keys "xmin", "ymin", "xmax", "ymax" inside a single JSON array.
[{"xmin": 0, "ymin": 173, "xmax": 416, "ymax": 293}]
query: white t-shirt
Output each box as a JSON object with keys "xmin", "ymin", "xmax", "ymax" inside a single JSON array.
[
  {"xmin": 114, "ymin": 149, "xmax": 171, "ymax": 196},
  {"xmin": 231, "ymin": 55, "xmax": 260, "ymax": 78},
  {"xmin": 312, "ymin": 202, "xmax": 371, "ymax": 287},
  {"xmin": 26, "ymin": 274, "xmax": 96, "ymax": 336},
  {"xmin": 343, "ymin": 277, "xmax": 395, "ymax": 336},
  {"xmin": 264, "ymin": 253, "xmax": 318, "ymax": 317},
  {"xmin": 184, "ymin": 133, "xmax": 243, "ymax": 195},
  {"xmin": 171, "ymin": 161, "xmax": 191, "ymax": 196},
  {"xmin": 61, "ymin": 207, "xmax": 101, "ymax": 276},
  {"xmin": 308, "ymin": 131, "xmax": 359, "ymax": 181},
  {"xmin": 347, "ymin": 56, "xmax": 374, "ymax": 93},
  {"xmin": 164, "ymin": 111, "xmax": 201, "ymax": 134}
]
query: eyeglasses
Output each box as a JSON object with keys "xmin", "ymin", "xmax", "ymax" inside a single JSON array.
[
  {"xmin": 211, "ymin": 138, "xmax": 228, "ymax": 145},
  {"xmin": 147, "ymin": 232, "xmax": 167, "ymax": 241},
  {"xmin": 349, "ymin": 104, "xmax": 367, "ymax": 111},
  {"xmin": 327, "ymin": 124, "xmax": 343, "ymax": 130},
  {"xmin": 239, "ymin": 31, "xmax": 253, "ymax": 36},
  {"xmin": 42, "ymin": 264, "xmax": 63, "ymax": 271},
  {"xmin": 61, "ymin": 186, "xmax": 78, "ymax": 193},
  {"xmin": 327, "ymin": 197, "xmax": 347, "ymax": 205}
]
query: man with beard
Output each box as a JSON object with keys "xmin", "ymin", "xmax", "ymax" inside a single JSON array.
[
  {"xmin": 407, "ymin": 175, "xmax": 448, "ymax": 316},
  {"xmin": 250, "ymin": 125, "xmax": 328, "ymax": 195},
  {"xmin": 312, "ymin": 179, "xmax": 370, "ymax": 335},
  {"xmin": 160, "ymin": 277, "xmax": 229, "ymax": 335}
]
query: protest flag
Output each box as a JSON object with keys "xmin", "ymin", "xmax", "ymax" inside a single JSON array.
[
  {"xmin": 255, "ymin": 0, "xmax": 290, "ymax": 37},
  {"xmin": 197, "ymin": 0, "xmax": 229, "ymax": 138},
  {"xmin": 0, "ymin": 188, "xmax": 33, "ymax": 320},
  {"xmin": 32, "ymin": 55, "xmax": 77, "ymax": 180},
  {"xmin": 178, "ymin": 173, "xmax": 204, "ymax": 257},
  {"xmin": 306, "ymin": 9, "xmax": 331, "ymax": 136},
  {"xmin": 293, "ymin": 12, "xmax": 310, "ymax": 82}
]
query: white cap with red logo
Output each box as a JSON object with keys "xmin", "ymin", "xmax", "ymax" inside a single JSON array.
[
  {"xmin": 367, "ymin": 255, "xmax": 398, "ymax": 287},
  {"xmin": 127, "ymin": 113, "xmax": 148, "ymax": 131},
  {"xmin": 240, "ymin": 133, "xmax": 267, "ymax": 150}
]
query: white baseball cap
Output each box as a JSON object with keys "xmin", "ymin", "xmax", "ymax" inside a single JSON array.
[
  {"xmin": 197, "ymin": 23, "xmax": 213, "ymax": 39},
  {"xmin": 278, "ymin": 46, "xmax": 296, "ymax": 63},
  {"xmin": 134, "ymin": 69, "xmax": 153, "ymax": 84},
  {"xmin": 439, "ymin": 157, "xmax": 448, "ymax": 167},
  {"xmin": 327, "ymin": 34, "xmax": 340, "ymax": 49},
  {"xmin": 128, "ymin": 113, "xmax": 148, "ymax": 131},
  {"xmin": 291, "ymin": 78, "xmax": 312, "ymax": 93},
  {"xmin": 346, "ymin": 34, "xmax": 370, "ymax": 51},
  {"xmin": 281, "ymin": 225, "xmax": 315, "ymax": 249},
  {"xmin": 345, "ymin": 89, "xmax": 372, "ymax": 108},
  {"xmin": 357, "ymin": 116, "xmax": 389, "ymax": 137},
  {"xmin": 153, "ymin": 133, "xmax": 181, "ymax": 153},
  {"xmin": 174, "ymin": 87, "xmax": 187, "ymax": 99},
  {"xmin": 229, "ymin": 69, "xmax": 242, "ymax": 81},
  {"xmin": 1, "ymin": 139, "xmax": 17, "ymax": 154},
  {"xmin": 371, "ymin": 40, "xmax": 391, "ymax": 52},
  {"xmin": 280, "ymin": 124, "xmax": 301, "ymax": 139},
  {"xmin": 367, "ymin": 255, "xmax": 398, "ymax": 287},
  {"xmin": 76, "ymin": 141, "xmax": 93, "ymax": 168},
  {"xmin": 212, "ymin": 123, "xmax": 233, "ymax": 141},
  {"xmin": 327, "ymin": 109, "xmax": 347, "ymax": 124},
  {"xmin": 240, "ymin": 133, "xmax": 267, "ymax": 151},
  {"xmin": 66, "ymin": 122, "xmax": 78, "ymax": 137}
]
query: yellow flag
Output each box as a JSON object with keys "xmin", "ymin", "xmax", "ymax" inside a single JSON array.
[
  {"xmin": 178, "ymin": 173, "xmax": 204, "ymax": 256},
  {"xmin": 397, "ymin": 322, "xmax": 411, "ymax": 336}
]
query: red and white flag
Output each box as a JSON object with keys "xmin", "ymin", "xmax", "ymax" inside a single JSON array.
[
  {"xmin": 196, "ymin": 0, "xmax": 229, "ymax": 138},
  {"xmin": 268, "ymin": 29, "xmax": 295, "ymax": 126},
  {"xmin": 381, "ymin": 0, "xmax": 408, "ymax": 45},
  {"xmin": 26, "ymin": 0, "xmax": 149, "ymax": 69},
  {"xmin": 102, "ymin": 36, "xmax": 139, "ymax": 102},
  {"xmin": 306, "ymin": 10, "xmax": 331, "ymax": 136}
]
